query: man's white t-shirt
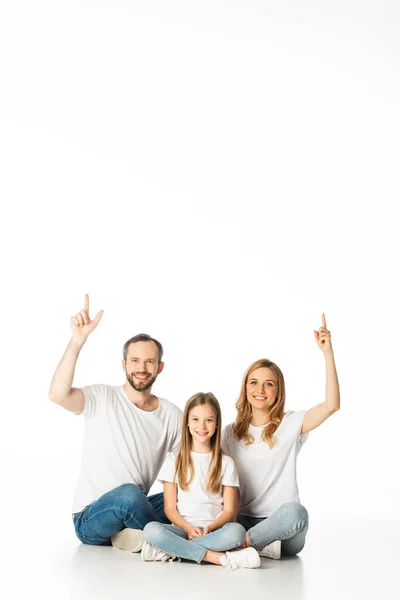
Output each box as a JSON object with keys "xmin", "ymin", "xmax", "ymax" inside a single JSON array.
[
  {"xmin": 72, "ymin": 384, "xmax": 182, "ymax": 514},
  {"xmin": 158, "ymin": 451, "xmax": 239, "ymax": 528},
  {"xmin": 222, "ymin": 411, "xmax": 308, "ymax": 518}
]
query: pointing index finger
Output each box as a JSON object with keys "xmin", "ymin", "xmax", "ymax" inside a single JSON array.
[
  {"xmin": 322, "ymin": 313, "xmax": 327, "ymax": 328},
  {"xmin": 84, "ymin": 293, "xmax": 89, "ymax": 314}
]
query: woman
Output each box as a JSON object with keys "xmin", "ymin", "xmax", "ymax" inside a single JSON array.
[{"xmin": 222, "ymin": 314, "xmax": 340, "ymax": 559}]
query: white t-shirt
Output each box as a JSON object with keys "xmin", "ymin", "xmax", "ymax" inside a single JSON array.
[
  {"xmin": 158, "ymin": 451, "xmax": 239, "ymax": 527},
  {"xmin": 222, "ymin": 411, "xmax": 308, "ymax": 518},
  {"xmin": 72, "ymin": 384, "xmax": 182, "ymax": 514}
]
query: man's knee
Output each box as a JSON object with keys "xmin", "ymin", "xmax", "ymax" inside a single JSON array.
[{"xmin": 113, "ymin": 483, "xmax": 144, "ymax": 510}]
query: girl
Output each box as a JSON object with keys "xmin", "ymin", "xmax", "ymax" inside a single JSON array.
[
  {"xmin": 222, "ymin": 314, "xmax": 340, "ymax": 560},
  {"xmin": 142, "ymin": 392, "xmax": 260, "ymax": 569}
]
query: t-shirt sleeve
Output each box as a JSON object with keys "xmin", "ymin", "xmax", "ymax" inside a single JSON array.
[
  {"xmin": 169, "ymin": 407, "xmax": 183, "ymax": 452},
  {"xmin": 293, "ymin": 410, "xmax": 309, "ymax": 444},
  {"xmin": 221, "ymin": 424, "xmax": 232, "ymax": 453},
  {"xmin": 157, "ymin": 452, "xmax": 178, "ymax": 484},
  {"xmin": 221, "ymin": 456, "xmax": 239, "ymax": 487},
  {"xmin": 82, "ymin": 384, "xmax": 108, "ymax": 418}
]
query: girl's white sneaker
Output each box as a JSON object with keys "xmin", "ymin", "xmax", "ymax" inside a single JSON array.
[
  {"xmin": 221, "ymin": 547, "xmax": 261, "ymax": 569},
  {"xmin": 141, "ymin": 540, "xmax": 180, "ymax": 562}
]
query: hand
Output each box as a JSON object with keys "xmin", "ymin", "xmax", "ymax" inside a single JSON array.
[
  {"xmin": 70, "ymin": 294, "xmax": 103, "ymax": 344},
  {"xmin": 314, "ymin": 313, "xmax": 333, "ymax": 354},
  {"xmin": 187, "ymin": 526, "xmax": 203, "ymax": 541},
  {"xmin": 202, "ymin": 526, "xmax": 212, "ymax": 536}
]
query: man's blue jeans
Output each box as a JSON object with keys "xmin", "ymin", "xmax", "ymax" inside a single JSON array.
[
  {"xmin": 237, "ymin": 502, "xmax": 309, "ymax": 556},
  {"xmin": 72, "ymin": 483, "xmax": 169, "ymax": 545}
]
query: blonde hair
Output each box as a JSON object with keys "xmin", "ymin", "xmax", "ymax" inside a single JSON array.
[
  {"xmin": 232, "ymin": 359, "xmax": 285, "ymax": 449},
  {"xmin": 175, "ymin": 392, "xmax": 223, "ymax": 495}
]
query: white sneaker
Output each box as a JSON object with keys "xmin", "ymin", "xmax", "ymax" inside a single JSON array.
[
  {"xmin": 220, "ymin": 547, "xmax": 261, "ymax": 569},
  {"xmin": 141, "ymin": 540, "xmax": 180, "ymax": 563},
  {"xmin": 259, "ymin": 540, "xmax": 281, "ymax": 559},
  {"xmin": 111, "ymin": 528, "xmax": 144, "ymax": 552}
]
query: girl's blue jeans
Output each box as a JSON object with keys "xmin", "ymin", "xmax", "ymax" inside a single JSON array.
[
  {"xmin": 143, "ymin": 521, "xmax": 246, "ymax": 563},
  {"xmin": 237, "ymin": 502, "xmax": 309, "ymax": 556},
  {"xmin": 72, "ymin": 483, "xmax": 168, "ymax": 545}
]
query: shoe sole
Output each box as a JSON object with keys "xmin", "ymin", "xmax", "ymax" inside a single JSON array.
[{"xmin": 111, "ymin": 528, "xmax": 144, "ymax": 552}]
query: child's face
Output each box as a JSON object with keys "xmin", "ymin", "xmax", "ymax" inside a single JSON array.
[{"xmin": 188, "ymin": 404, "xmax": 217, "ymax": 447}]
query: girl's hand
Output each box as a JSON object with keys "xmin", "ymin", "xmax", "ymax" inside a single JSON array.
[
  {"xmin": 314, "ymin": 313, "xmax": 333, "ymax": 354},
  {"xmin": 187, "ymin": 526, "xmax": 203, "ymax": 540},
  {"xmin": 202, "ymin": 526, "xmax": 212, "ymax": 536}
]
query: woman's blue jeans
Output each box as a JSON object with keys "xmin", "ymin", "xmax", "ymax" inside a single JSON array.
[
  {"xmin": 237, "ymin": 502, "xmax": 309, "ymax": 556},
  {"xmin": 143, "ymin": 521, "xmax": 246, "ymax": 563},
  {"xmin": 72, "ymin": 483, "xmax": 168, "ymax": 545}
]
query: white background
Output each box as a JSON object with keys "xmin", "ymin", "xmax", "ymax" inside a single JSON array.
[{"xmin": 1, "ymin": 0, "xmax": 399, "ymax": 556}]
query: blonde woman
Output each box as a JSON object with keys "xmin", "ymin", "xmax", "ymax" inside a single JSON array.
[
  {"xmin": 142, "ymin": 392, "xmax": 260, "ymax": 569},
  {"xmin": 222, "ymin": 314, "xmax": 340, "ymax": 559}
]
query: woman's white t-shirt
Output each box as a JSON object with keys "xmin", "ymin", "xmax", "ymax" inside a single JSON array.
[
  {"xmin": 222, "ymin": 411, "xmax": 308, "ymax": 518},
  {"xmin": 158, "ymin": 451, "xmax": 239, "ymax": 527}
]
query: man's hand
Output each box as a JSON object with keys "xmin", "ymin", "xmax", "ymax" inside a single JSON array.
[{"xmin": 70, "ymin": 294, "xmax": 103, "ymax": 344}]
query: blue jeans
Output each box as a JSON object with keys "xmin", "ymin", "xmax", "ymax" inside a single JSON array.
[
  {"xmin": 237, "ymin": 502, "xmax": 309, "ymax": 556},
  {"xmin": 73, "ymin": 483, "xmax": 169, "ymax": 545},
  {"xmin": 143, "ymin": 521, "xmax": 246, "ymax": 564}
]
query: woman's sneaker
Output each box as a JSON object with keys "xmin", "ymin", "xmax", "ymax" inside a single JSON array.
[
  {"xmin": 141, "ymin": 540, "xmax": 180, "ymax": 562},
  {"xmin": 220, "ymin": 547, "xmax": 261, "ymax": 569},
  {"xmin": 111, "ymin": 528, "xmax": 144, "ymax": 552},
  {"xmin": 259, "ymin": 540, "xmax": 281, "ymax": 559}
]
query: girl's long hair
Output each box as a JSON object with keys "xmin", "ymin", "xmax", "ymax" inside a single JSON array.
[
  {"xmin": 175, "ymin": 392, "xmax": 223, "ymax": 495},
  {"xmin": 232, "ymin": 359, "xmax": 286, "ymax": 449}
]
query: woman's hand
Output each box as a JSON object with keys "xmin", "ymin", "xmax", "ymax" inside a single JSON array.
[
  {"xmin": 314, "ymin": 313, "xmax": 332, "ymax": 354},
  {"xmin": 202, "ymin": 526, "xmax": 212, "ymax": 536}
]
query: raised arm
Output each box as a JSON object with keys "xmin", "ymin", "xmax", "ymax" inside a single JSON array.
[
  {"xmin": 301, "ymin": 314, "xmax": 340, "ymax": 435},
  {"xmin": 49, "ymin": 294, "xmax": 103, "ymax": 414}
]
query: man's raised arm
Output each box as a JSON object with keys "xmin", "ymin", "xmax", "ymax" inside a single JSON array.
[{"xmin": 49, "ymin": 294, "xmax": 103, "ymax": 414}]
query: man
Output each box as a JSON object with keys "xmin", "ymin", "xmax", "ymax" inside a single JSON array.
[{"xmin": 49, "ymin": 294, "xmax": 182, "ymax": 551}]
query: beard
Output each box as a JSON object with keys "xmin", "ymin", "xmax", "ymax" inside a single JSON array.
[{"xmin": 126, "ymin": 371, "xmax": 158, "ymax": 392}]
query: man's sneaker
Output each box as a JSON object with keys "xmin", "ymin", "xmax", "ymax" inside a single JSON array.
[
  {"xmin": 220, "ymin": 547, "xmax": 261, "ymax": 569},
  {"xmin": 259, "ymin": 540, "xmax": 281, "ymax": 559},
  {"xmin": 111, "ymin": 528, "xmax": 144, "ymax": 552},
  {"xmin": 141, "ymin": 540, "xmax": 180, "ymax": 563}
]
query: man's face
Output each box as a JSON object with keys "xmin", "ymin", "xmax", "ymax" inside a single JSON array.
[{"xmin": 123, "ymin": 341, "xmax": 164, "ymax": 392}]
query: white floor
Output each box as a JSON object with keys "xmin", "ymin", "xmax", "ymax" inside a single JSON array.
[{"xmin": 5, "ymin": 518, "xmax": 398, "ymax": 600}]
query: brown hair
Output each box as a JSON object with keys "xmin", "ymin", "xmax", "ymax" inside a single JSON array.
[
  {"xmin": 232, "ymin": 359, "xmax": 286, "ymax": 449},
  {"xmin": 175, "ymin": 392, "xmax": 223, "ymax": 495},
  {"xmin": 123, "ymin": 334, "xmax": 163, "ymax": 363}
]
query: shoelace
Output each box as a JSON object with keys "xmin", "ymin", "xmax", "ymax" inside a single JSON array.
[{"xmin": 155, "ymin": 550, "xmax": 180, "ymax": 563}]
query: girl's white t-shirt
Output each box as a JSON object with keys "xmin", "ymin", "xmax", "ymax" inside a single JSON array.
[
  {"xmin": 222, "ymin": 411, "xmax": 308, "ymax": 518},
  {"xmin": 158, "ymin": 451, "xmax": 239, "ymax": 527}
]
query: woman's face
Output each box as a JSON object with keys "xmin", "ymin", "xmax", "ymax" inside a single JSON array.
[{"xmin": 246, "ymin": 367, "xmax": 279, "ymax": 412}]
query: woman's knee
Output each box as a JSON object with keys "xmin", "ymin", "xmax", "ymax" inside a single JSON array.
[{"xmin": 281, "ymin": 502, "xmax": 309, "ymax": 526}]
